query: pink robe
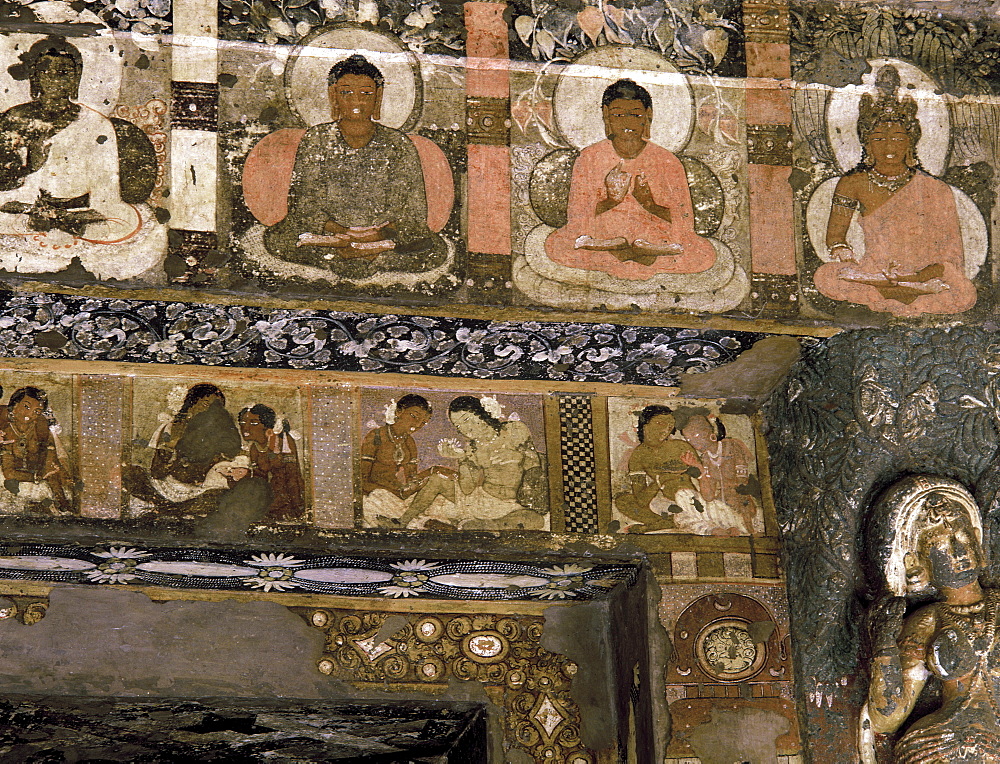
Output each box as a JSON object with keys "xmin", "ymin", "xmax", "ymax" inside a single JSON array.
[
  {"xmin": 545, "ymin": 140, "xmax": 716, "ymax": 280},
  {"xmin": 814, "ymin": 171, "xmax": 976, "ymax": 316}
]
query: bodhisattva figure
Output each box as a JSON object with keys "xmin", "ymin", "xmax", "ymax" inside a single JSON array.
[
  {"xmin": 544, "ymin": 78, "xmax": 715, "ymax": 279},
  {"xmin": 815, "ymin": 65, "xmax": 976, "ymax": 317},
  {"xmin": 262, "ymin": 54, "xmax": 446, "ymax": 275},
  {"xmin": 864, "ymin": 477, "xmax": 1000, "ymax": 763}
]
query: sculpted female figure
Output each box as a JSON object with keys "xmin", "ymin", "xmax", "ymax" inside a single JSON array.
[
  {"xmin": 864, "ymin": 477, "xmax": 1000, "ymax": 763},
  {"xmin": 815, "ymin": 65, "xmax": 976, "ymax": 317}
]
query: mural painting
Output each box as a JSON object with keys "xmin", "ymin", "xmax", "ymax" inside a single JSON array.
[
  {"xmin": 608, "ymin": 397, "xmax": 762, "ymax": 535},
  {"xmin": 0, "ymin": 372, "xmax": 75, "ymax": 516},
  {"xmin": 793, "ymin": 5, "xmax": 1000, "ymax": 318},
  {"xmin": 0, "ymin": 7, "xmax": 168, "ymax": 282},
  {"xmin": 512, "ymin": 45, "xmax": 748, "ymax": 313},
  {"xmin": 224, "ymin": 24, "xmax": 463, "ymax": 298},
  {"xmin": 125, "ymin": 379, "xmax": 307, "ymax": 524},
  {"xmin": 359, "ymin": 389, "xmax": 549, "ymax": 531}
]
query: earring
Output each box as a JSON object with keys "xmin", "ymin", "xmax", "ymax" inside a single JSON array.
[{"xmin": 860, "ymin": 146, "xmax": 872, "ymax": 167}]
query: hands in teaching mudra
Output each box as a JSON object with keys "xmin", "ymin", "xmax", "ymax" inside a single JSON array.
[{"xmin": 575, "ymin": 161, "xmax": 684, "ymax": 266}]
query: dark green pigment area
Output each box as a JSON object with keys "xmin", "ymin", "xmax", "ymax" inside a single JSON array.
[{"xmin": 0, "ymin": 696, "xmax": 486, "ymax": 762}]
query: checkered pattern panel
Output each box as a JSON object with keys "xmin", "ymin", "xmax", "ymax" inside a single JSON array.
[{"xmin": 558, "ymin": 395, "xmax": 599, "ymax": 533}]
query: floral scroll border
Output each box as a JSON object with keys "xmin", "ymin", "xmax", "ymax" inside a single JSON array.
[{"xmin": 0, "ymin": 292, "xmax": 765, "ymax": 386}]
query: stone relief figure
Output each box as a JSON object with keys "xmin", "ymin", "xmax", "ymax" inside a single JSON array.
[
  {"xmin": 0, "ymin": 386, "xmax": 72, "ymax": 515},
  {"xmin": 861, "ymin": 476, "xmax": 1000, "ymax": 763},
  {"xmin": 0, "ymin": 35, "xmax": 164, "ymax": 280},
  {"xmin": 513, "ymin": 46, "xmax": 748, "ymax": 313},
  {"xmin": 806, "ymin": 61, "xmax": 987, "ymax": 318},
  {"xmin": 363, "ymin": 395, "xmax": 548, "ymax": 531},
  {"xmin": 543, "ymin": 78, "xmax": 716, "ymax": 278},
  {"xmin": 240, "ymin": 29, "xmax": 456, "ymax": 291}
]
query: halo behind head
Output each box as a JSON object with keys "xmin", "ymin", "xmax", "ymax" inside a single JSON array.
[{"xmin": 871, "ymin": 476, "xmax": 984, "ymax": 596}]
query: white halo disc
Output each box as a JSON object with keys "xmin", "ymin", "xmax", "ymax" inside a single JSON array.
[
  {"xmin": 285, "ymin": 27, "xmax": 419, "ymax": 129},
  {"xmin": 827, "ymin": 58, "xmax": 950, "ymax": 176},
  {"xmin": 0, "ymin": 29, "xmax": 123, "ymax": 117},
  {"xmin": 552, "ymin": 46, "xmax": 693, "ymax": 152}
]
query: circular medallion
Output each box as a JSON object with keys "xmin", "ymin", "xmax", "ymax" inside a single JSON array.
[
  {"xmin": 463, "ymin": 631, "xmax": 508, "ymax": 663},
  {"xmin": 695, "ymin": 618, "xmax": 766, "ymax": 682}
]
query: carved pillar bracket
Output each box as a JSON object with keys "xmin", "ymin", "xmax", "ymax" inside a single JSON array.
[
  {"xmin": 0, "ymin": 593, "xmax": 49, "ymax": 625},
  {"xmin": 296, "ymin": 607, "xmax": 595, "ymax": 763}
]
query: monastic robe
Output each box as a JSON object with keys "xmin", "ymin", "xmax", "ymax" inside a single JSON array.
[
  {"xmin": 814, "ymin": 171, "xmax": 977, "ymax": 316},
  {"xmin": 545, "ymin": 139, "xmax": 715, "ymax": 279},
  {"xmin": 0, "ymin": 103, "xmax": 164, "ymax": 281},
  {"xmin": 263, "ymin": 122, "xmax": 446, "ymax": 275}
]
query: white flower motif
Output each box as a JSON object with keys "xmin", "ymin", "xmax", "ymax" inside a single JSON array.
[
  {"xmin": 93, "ymin": 547, "xmax": 150, "ymax": 560},
  {"xmin": 480, "ymin": 395, "xmax": 504, "ymax": 420},
  {"xmin": 245, "ymin": 553, "xmax": 304, "ymax": 567},
  {"xmin": 85, "ymin": 568, "xmax": 138, "ymax": 585},
  {"xmin": 390, "ymin": 559, "xmax": 440, "ymax": 572},
  {"xmin": 543, "ymin": 563, "xmax": 592, "ymax": 576},
  {"xmin": 379, "ymin": 585, "xmax": 424, "ymax": 598},
  {"xmin": 383, "ymin": 399, "xmax": 398, "ymax": 425},
  {"xmin": 529, "ymin": 588, "xmax": 573, "ymax": 600},
  {"xmin": 243, "ymin": 572, "xmax": 300, "ymax": 592}
]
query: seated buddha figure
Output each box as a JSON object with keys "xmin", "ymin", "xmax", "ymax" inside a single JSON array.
[
  {"xmin": 0, "ymin": 36, "xmax": 163, "ymax": 280},
  {"xmin": 544, "ymin": 78, "xmax": 716, "ymax": 280},
  {"xmin": 262, "ymin": 54, "xmax": 446, "ymax": 276}
]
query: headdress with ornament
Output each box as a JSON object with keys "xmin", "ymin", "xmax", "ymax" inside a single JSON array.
[
  {"xmin": 856, "ymin": 65, "xmax": 922, "ymax": 167},
  {"xmin": 867, "ymin": 475, "xmax": 985, "ymax": 597}
]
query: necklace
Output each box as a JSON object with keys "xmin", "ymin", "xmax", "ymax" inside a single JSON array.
[
  {"xmin": 385, "ymin": 424, "xmax": 406, "ymax": 467},
  {"xmin": 866, "ymin": 167, "xmax": 913, "ymax": 194}
]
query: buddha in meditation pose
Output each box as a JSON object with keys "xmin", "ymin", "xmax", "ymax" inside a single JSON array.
[
  {"xmin": 544, "ymin": 78, "xmax": 715, "ymax": 280},
  {"xmin": 815, "ymin": 65, "xmax": 976, "ymax": 317},
  {"xmin": 263, "ymin": 54, "xmax": 446, "ymax": 276}
]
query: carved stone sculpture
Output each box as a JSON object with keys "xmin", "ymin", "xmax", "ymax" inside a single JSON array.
[{"xmin": 862, "ymin": 475, "xmax": 1000, "ymax": 763}]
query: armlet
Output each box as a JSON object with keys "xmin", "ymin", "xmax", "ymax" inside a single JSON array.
[{"xmin": 832, "ymin": 193, "xmax": 861, "ymax": 211}]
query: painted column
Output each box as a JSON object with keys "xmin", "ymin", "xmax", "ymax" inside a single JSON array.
[
  {"xmin": 169, "ymin": 0, "xmax": 220, "ymax": 285},
  {"xmin": 744, "ymin": 0, "xmax": 797, "ymax": 318},
  {"xmin": 465, "ymin": 0, "xmax": 512, "ymax": 303}
]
